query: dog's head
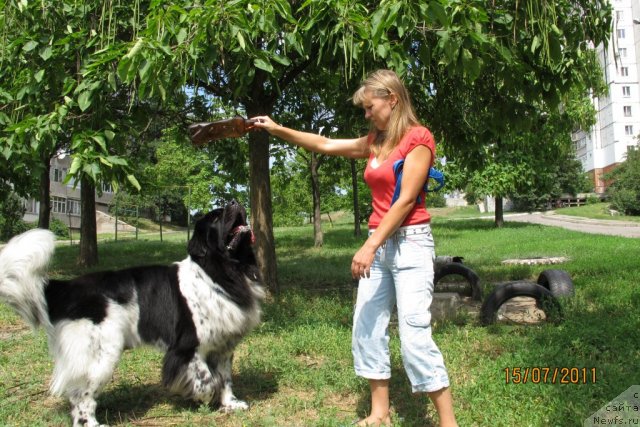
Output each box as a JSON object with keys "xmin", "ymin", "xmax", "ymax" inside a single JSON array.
[{"xmin": 188, "ymin": 200, "xmax": 255, "ymax": 261}]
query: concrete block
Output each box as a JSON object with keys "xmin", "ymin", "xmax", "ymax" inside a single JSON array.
[{"xmin": 431, "ymin": 292, "xmax": 461, "ymax": 321}]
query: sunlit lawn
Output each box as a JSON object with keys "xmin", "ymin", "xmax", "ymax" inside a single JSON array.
[{"xmin": 1, "ymin": 205, "xmax": 639, "ymax": 426}]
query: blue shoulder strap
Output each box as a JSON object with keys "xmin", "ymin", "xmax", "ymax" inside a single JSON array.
[{"xmin": 391, "ymin": 159, "xmax": 445, "ymax": 205}]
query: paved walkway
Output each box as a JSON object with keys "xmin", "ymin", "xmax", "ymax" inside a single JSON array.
[{"xmin": 503, "ymin": 211, "xmax": 640, "ymax": 238}]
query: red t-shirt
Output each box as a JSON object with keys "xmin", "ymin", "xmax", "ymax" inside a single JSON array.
[{"xmin": 363, "ymin": 126, "xmax": 435, "ymax": 228}]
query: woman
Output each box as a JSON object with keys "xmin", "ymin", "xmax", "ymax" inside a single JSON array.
[{"xmin": 252, "ymin": 69, "xmax": 457, "ymax": 427}]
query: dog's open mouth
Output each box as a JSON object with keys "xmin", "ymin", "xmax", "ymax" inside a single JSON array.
[
  {"xmin": 226, "ymin": 224, "xmax": 254, "ymax": 251},
  {"xmin": 225, "ymin": 203, "xmax": 255, "ymax": 252}
]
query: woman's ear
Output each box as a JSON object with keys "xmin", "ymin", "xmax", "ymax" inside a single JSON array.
[{"xmin": 389, "ymin": 93, "xmax": 398, "ymax": 110}]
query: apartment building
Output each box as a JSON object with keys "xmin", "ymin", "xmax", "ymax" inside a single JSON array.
[{"xmin": 572, "ymin": 0, "xmax": 640, "ymax": 193}]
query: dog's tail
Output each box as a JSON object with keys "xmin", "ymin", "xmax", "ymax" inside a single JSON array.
[{"xmin": 0, "ymin": 228, "xmax": 56, "ymax": 329}]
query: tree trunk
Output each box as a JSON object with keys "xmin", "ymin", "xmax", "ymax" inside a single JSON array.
[
  {"xmin": 494, "ymin": 195, "xmax": 504, "ymax": 228},
  {"xmin": 79, "ymin": 176, "xmax": 98, "ymax": 267},
  {"xmin": 37, "ymin": 152, "xmax": 51, "ymax": 229},
  {"xmin": 248, "ymin": 128, "xmax": 278, "ymax": 296},
  {"xmin": 351, "ymin": 159, "xmax": 362, "ymax": 237},
  {"xmin": 310, "ymin": 152, "xmax": 323, "ymax": 247}
]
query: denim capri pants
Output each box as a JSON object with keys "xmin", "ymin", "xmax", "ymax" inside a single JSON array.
[{"xmin": 352, "ymin": 223, "xmax": 450, "ymax": 393}]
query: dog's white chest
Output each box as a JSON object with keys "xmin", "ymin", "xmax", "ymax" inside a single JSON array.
[{"xmin": 176, "ymin": 259, "xmax": 258, "ymax": 346}]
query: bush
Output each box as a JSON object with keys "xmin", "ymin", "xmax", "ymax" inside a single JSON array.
[
  {"xmin": 586, "ymin": 194, "xmax": 602, "ymax": 205},
  {"xmin": 426, "ymin": 191, "xmax": 446, "ymax": 208},
  {"xmin": 606, "ymin": 148, "xmax": 640, "ymax": 215},
  {"xmin": 0, "ymin": 193, "xmax": 30, "ymax": 241},
  {"xmin": 50, "ymin": 218, "xmax": 70, "ymax": 239}
]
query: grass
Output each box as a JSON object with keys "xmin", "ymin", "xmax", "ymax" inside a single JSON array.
[
  {"xmin": 1, "ymin": 206, "xmax": 639, "ymax": 426},
  {"xmin": 554, "ymin": 202, "xmax": 640, "ymax": 223}
]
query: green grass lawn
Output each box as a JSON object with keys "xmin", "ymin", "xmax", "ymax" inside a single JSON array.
[
  {"xmin": 554, "ymin": 202, "xmax": 640, "ymax": 223},
  {"xmin": 1, "ymin": 209, "xmax": 639, "ymax": 426}
]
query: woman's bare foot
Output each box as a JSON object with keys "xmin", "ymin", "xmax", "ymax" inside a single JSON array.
[{"xmin": 355, "ymin": 414, "xmax": 392, "ymax": 426}]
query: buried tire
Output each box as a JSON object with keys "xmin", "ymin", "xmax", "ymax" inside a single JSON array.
[
  {"xmin": 537, "ymin": 269, "xmax": 574, "ymax": 297},
  {"xmin": 480, "ymin": 281, "xmax": 563, "ymax": 326},
  {"xmin": 434, "ymin": 262, "xmax": 482, "ymax": 301}
]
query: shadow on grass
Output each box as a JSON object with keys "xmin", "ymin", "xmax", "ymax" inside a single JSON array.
[
  {"xmin": 353, "ymin": 367, "xmax": 439, "ymax": 426},
  {"xmin": 92, "ymin": 368, "xmax": 279, "ymax": 426}
]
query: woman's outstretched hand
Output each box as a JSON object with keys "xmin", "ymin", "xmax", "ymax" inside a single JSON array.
[{"xmin": 250, "ymin": 116, "xmax": 280, "ymax": 134}]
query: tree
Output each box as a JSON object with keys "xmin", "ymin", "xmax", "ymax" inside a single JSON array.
[
  {"xmin": 606, "ymin": 147, "xmax": 640, "ymax": 216},
  {"xmin": 272, "ymin": 71, "xmax": 361, "ymax": 246},
  {"xmin": 1, "ymin": 1, "xmax": 151, "ymax": 266},
  {"xmin": 3, "ymin": 0, "xmax": 611, "ymax": 285}
]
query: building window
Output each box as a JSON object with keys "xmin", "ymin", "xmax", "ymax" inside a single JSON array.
[
  {"xmin": 52, "ymin": 168, "xmax": 65, "ymax": 182},
  {"xmin": 51, "ymin": 196, "xmax": 66, "ymax": 214},
  {"xmin": 620, "ymin": 67, "xmax": 629, "ymax": 77},
  {"xmin": 618, "ymin": 48, "xmax": 627, "ymax": 58},
  {"xmin": 617, "ymin": 29, "xmax": 625, "ymax": 39},
  {"xmin": 67, "ymin": 199, "xmax": 81, "ymax": 216},
  {"xmin": 102, "ymin": 182, "xmax": 113, "ymax": 194},
  {"xmin": 625, "ymin": 125, "xmax": 634, "ymax": 135},
  {"xmin": 624, "ymin": 106, "xmax": 632, "ymax": 117},
  {"xmin": 616, "ymin": 11, "xmax": 623, "ymax": 21},
  {"xmin": 23, "ymin": 199, "xmax": 39, "ymax": 214},
  {"xmin": 622, "ymin": 86, "xmax": 631, "ymax": 97}
]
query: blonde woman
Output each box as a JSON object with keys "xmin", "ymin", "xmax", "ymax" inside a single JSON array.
[{"xmin": 252, "ymin": 69, "xmax": 457, "ymax": 427}]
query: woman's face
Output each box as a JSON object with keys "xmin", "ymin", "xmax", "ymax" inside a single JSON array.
[{"xmin": 361, "ymin": 90, "xmax": 396, "ymax": 131}]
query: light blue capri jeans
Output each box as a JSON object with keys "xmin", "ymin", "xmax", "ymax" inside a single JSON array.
[{"xmin": 352, "ymin": 223, "xmax": 450, "ymax": 393}]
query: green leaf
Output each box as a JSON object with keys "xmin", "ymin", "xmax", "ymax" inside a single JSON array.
[
  {"xmin": 370, "ymin": 7, "xmax": 386, "ymax": 43},
  {"xmin": 376, "ymin": 44, "xmax": 388, "ymax": 59},
  {"xmin": 270, "ymin": 53, "xmax": 291, "ymax": 66},
  {"xmin": 108, "ymin": 72, "xmax": 117, "ymax": 91},
  {"xmin": 548, "ymin": 34, "xmax": 563, "ymax": 65},
  {"xmin": 105, "ymin": 155, "xmax": 127, "ymax": 166},
  {"xmin": 34, "ymin": 69, "xmax": 45, "ymax": 83},
  {"xmin": 531, "ymin": 35, "xmax": 540, "ymax": 53},
  {"xmin": 69, "ymin": 156, "xmax": 82, "ymax": 175},
  {"xmin": 236, "ymin": 32, "xmax": 246, "ymax": 50},
  {"xmin": 117, "ymin": 58, "xmax": 132, "ymax": 82},
  {"xmin": 92, "ymin": 135, "xmax": 107, "ymax": 152},
  {"xmin": 127, "ymin": 174, "xmax": 141, "ymax": 191},
  {"xmin": 254, "ymin": 57, "xmax": 273, "ymax": 73},
  {"xmin": 22, "ymin": 40, "xmax": 38, "ymax": 52},
  {"xmin": 78, "ymin": 91, "xmax": 92, "ymax": 112},
  {"xmin": 139, "ymin": 59, "xmax": 152, "ymax": 82},
  {"xmin": 176, "ymin": 28, "xmax": 188, "ymax": 45},
  {"xmin": 39, "ymin": 46, "xmax": 52, "ymax": 61},
  {"xmin": 428, "ymin": 1, "xmax": 449, "ymax": 27}
]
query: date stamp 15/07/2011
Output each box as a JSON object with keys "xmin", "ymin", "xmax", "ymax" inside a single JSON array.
[{"xmin": 504, "ymin": 367, "xmax": 598, "ymax": 385}]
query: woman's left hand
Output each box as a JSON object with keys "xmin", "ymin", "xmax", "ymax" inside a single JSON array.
[{"xmin": 351, "ymin": 244, "xmax": 376, "ymax": 280}]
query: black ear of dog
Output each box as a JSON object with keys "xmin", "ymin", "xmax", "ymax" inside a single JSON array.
[
  {"xmin": 187, "ymin": 215, "xmax": 219, "ymax": 256},
  {"xmin": 187, "ymin": 217, "xmax": 210, "ymax": 258}
]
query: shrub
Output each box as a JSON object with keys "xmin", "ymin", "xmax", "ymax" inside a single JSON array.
[
  {"xmin": 50, "ymin": 218, "xmax": 70, "ymax": 239},
  {"xmin": 606, "ymin": 148, "xmax": 640, "ymax": 215},
  {"xmin": 586, "ymin": 194, "xmax": 601, "ymax": 205},
  {"xmin": 426, "ymin": 191, "xmax": 446, "ymax": 208},
  {"xmin": 0, "ymin": 193, "xmax": 30, "ymax": 241}
]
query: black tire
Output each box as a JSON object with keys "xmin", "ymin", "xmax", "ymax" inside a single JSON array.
[
  {"xmin": 480, "ymin": 281, "xmax": 563, "ymax": 325},
  {"xmin": 537, "ymin": 269, "xmax": 574, "ymax": 297},
  {"xmin": 434, "ymin": 262, "xmax": 482, "ymax": 301}
]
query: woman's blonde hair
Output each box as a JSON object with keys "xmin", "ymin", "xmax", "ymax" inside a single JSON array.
[{"xmin": 351, "ymin": 69, "xmax": 420, "ymax": 159}]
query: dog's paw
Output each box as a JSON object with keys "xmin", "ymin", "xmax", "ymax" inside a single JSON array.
[{"xmin": 220, "ymin": 397, "xmax": 249, "ymax": 413}]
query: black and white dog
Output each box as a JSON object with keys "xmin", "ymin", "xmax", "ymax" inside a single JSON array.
[{"xmin": 0, "ymin": 200, "xmax": 264, "ymax": 427}]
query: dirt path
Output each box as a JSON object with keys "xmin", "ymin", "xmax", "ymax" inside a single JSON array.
[{"xmin": 503, "ymin": 211, "xmax": 640, "ymax": 238}]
